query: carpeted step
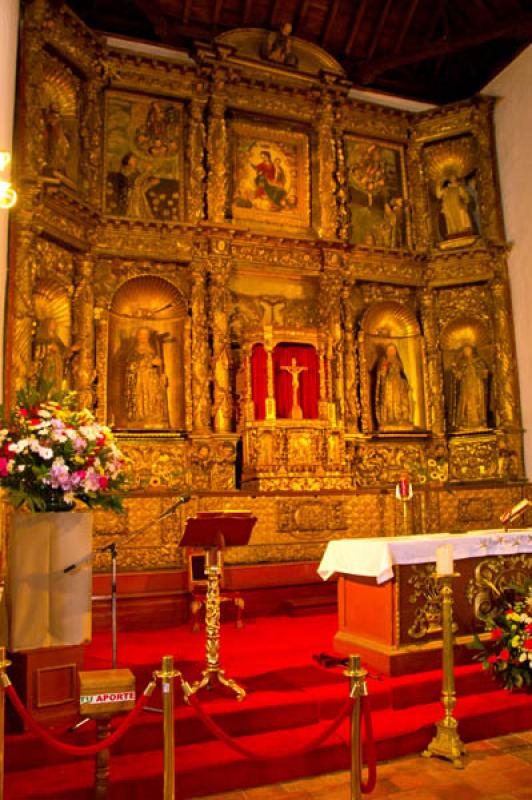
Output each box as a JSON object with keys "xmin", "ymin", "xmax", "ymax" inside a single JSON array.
[{"xmin": 5, "ymin": 687, "xmax": 531, "ymax": 799}]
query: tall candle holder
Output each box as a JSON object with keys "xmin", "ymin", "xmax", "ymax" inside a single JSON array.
[
  {"xmin": 395, "ymin": 471, "xmax": 413, "ymax": 536},
  {"xmin": 422, "ymin": 570, "xmax": 465, "ymax": 769}
]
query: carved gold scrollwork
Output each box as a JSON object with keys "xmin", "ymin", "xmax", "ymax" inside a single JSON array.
[
  {"xmin": 465, "ymin": 554, "xmax": 532, "ymax": 622},
  {"xmin": 407, "ymin": 565, "xmax": 458, "ymax": 640}
]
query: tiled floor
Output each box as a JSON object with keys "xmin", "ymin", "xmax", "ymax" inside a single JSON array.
[{"xmin": 193, "ymin": 731, "xmax": 532, "ymax": 799}]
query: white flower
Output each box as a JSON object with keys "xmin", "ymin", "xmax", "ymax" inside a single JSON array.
[
  {"xmin": 9, "ymin": 439, "xmax": 29, "ymax": 454},
  {"xmin": 16, "ymin": 464, "xmax": 25, "ymax": 472},
  {"xmin": 79, "ymin": 425, "xmax": 99, "ymax": 442},
  {"xmin": 38, "ymin": 447, "xmax": 54, "ymax": 460},
  {"xmin": 38, "ymin": 409, "xmax": 51, "ymax": 419},
  {"xmin": 519, "ymin": 652, "xmax": 528, "ymax": 662}
]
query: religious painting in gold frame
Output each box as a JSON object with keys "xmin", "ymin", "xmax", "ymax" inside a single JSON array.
[
  {"xmin": 103, "ymin": 90, "xmax": 184, "ymax": 222},
  {"xmin": 344, "ymin": 135, "xmax": 409, "ymax": 248},
  {"xmin": 229, "ymin": 121, "xmax": 310, "ymax": 231}
]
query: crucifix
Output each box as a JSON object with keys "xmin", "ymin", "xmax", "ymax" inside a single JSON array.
[{"xmin": 281, "ymin": 357, "xmax": 308, "ymax": 420}]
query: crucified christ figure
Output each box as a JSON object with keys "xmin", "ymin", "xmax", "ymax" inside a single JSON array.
[{"xmin": 281, "ymin": 357, "xmax": 308, "ymax": 420}]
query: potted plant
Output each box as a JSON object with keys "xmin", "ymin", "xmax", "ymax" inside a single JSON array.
[{"xmin": 0, "ymin": 384, "xmax": 126, "ymax": 651}]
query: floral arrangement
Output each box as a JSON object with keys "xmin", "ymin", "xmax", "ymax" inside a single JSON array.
[
  {"xmin": 469, "ymin": 583, "xmax": 532, "ymax": 691},
  {"xmin": 0, "ymin": 384, "xmax": 126, "ymax": 513}
]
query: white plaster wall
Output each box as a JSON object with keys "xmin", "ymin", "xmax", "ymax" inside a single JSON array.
[
  {"xmin": 0, "ymin": 0, "xmax": 20, "ymax": 398},
  {"xmin": 483, "ymin": 45, "xmax": 532, "ymax": 479}
]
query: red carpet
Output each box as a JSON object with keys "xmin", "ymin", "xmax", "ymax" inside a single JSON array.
[{"xmin": 5, "ymin": 612, "xmax": 532, "ymax": 799}]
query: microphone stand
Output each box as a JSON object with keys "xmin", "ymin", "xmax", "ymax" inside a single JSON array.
[{"xmin": 64, "ymin": 496, "xmax": 191, "ymax": 669}]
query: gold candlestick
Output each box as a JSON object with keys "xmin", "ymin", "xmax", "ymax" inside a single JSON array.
[{"xmin": 423, "ymin": 572, "xmax": 465, "ymax": 769}]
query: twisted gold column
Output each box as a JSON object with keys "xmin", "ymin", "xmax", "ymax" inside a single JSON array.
[{"xmin": 189, "ymin": 551, "xmax": 246, "ymax": 701}]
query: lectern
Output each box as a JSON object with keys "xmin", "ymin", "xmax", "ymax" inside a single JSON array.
[{"xmin": 180, "ymin": 511, "xmax": 256, "ymax": 700}]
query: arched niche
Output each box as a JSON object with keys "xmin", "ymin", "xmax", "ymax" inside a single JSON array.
[
  {"xmin": 32, "ymin": 279, "xmax": 73, "ymax": 391},
  {"xmin": 440, "ymin": 317, "xmax": 493, "ymax": 432},
  {"xmin": 107, "ymin": 276, "xmax": 187, "ymax": 430},
  {"xmin": 359, "ymin": 300, "xmax": 427, "ymax": 433}
]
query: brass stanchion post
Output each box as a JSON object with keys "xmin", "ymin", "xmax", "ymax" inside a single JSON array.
[
  {"xmin": 0, "ymin": 646, "xmax": 11, "ymax": 800},
  {"xmin": 345, "ymin": 654, "xmax": 368, "ymax": 800},
  {"xmin": 155, "ymin": 655, "xmax": 180, "ymax": 800},
  {"xmin": 422, "ymin": 573, "xmax": 465, "ymax": 768}
]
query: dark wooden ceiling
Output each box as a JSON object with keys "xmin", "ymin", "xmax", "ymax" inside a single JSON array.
[{"xmin": 65, "ymin": 0, "xmax": 532, "ymax": 103}]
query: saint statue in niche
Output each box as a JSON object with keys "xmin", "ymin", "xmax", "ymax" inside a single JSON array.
[
  {"xmin": 125, "ymin": 326, "xmax": 169, "ymax": 428},
  {"xmin": 33, "ymin": 318, "xmax": 78, "ymax": 391},
  {"xmin": 43, "ymin": 102, "xmax": 70, "ymax": 174},
  {"xmin": 448, "ymin": 344, "xmax": 490, "ymax": 430},
  {"xmin": 374, "ymin": 343, "xmax": 411, "ymax": 430},
  {"xmin": 435, "ymin": 172, "xmax": 474, "ymax": 237}
]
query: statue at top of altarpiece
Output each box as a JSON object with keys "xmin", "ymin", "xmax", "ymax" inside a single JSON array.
[
  {"xmin": 125, "ymin": 326, "xmax": 169, "ymax": 428},
  {"xmin": 447, "ymin": 344, "xmax": 490, "ymax": 431},
  {"xmin": 374, "ymin": 343, "xmax": 412, "ymax": 430},
  {"xmin": 262, "ymin": 23, "xmax": 299, "ymax": 68}
]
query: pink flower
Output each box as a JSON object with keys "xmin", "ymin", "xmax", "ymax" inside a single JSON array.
[
  {"xmin": 0, "ymin": 457, "xmax": 9, "ymax": 477},
  {"xmin": 524, "ymin": 639, "xmax": 532, "ymax": 651},
  {"xmin": 499, "ymin": 649, "xmax": 510, "ymax": 661},
  {"xmin": 491, "ymin": 628, "xmax": 504, "ymax": 640},
  {"xmin": 487, "ymin": 655, "xmax": 498, "ymax": 664},
  {"xmin": 98, "ymin": 475, "xmax": 109, "ymax": 490}
]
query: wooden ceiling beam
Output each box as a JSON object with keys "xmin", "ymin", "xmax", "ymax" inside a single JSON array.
[
  {"xmin": 345, "ymin": 0, "xmax": 370, "ymax": 55},
  {"xmin": 355, "ymin": 12, "xmax": 532, "ymax": 82},
  {"xmin": 392, "ymin": 0, "xmax": 420, "ymax": 54},
  {"xmin": 212, "ymin": 0, "xmax": 224, "ymax": 27},
  {"xmin": 293, "ymin": 0, "xmax": 310, "ymax": 34},
  {"xmin": 242, "ymin": 0, "xmax": 253, "ymax": 25},
  {"xmin": 320, "ymin": 0, "xmax": 340, "ymax": 45},
  {"xmin": 269, "ymin": 0, "xmax": 283, "ymax": 27},
  {"xmin": 182, "ymin": 0, "xmax": 193, "ymax": 25},
  {"xmin": 367, "ymin": 0, "xmax": 394, "ymax": 59}
]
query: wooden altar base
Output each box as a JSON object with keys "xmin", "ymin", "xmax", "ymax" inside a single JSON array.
[{"xmin": 333, "ymin": 560, "xmax": 502, "ymax": 677}]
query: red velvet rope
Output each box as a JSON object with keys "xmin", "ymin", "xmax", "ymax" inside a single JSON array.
[
  {"xmin": 187, "ymin": 693, "xmax": 354, "ymax": 761},
  {"xmin": 5, "ymin": 683, "xmax": 151, "ymax": 757},
  {"xmin": 360, "ymin": 694, "xmax": 377, "ymax": 794}
]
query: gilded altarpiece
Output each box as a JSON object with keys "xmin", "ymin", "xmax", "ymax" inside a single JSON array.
[{"xmin": 5, "ymin": 1, "xmax": 527, "ymax": 588}]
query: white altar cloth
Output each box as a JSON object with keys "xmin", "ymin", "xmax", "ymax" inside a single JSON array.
[{"xmin": 318, "ymin": 529, "xmax": 532, "ymax": 585}]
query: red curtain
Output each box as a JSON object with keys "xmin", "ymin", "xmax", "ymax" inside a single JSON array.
[
  {"xmin": 251, "ymin": 344, "xmax": 267, "ymax": 420},
  {"xmin": 273, "ymin": 344, "xmax": 319, "ymax": 419}
]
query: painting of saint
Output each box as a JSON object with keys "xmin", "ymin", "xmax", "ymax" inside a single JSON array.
[
  {"xmin": 344, "ymin": 137, "xmax": 409, "ymax": 248},
  {"xmin": 231, "ymin": 122, "xmax": 309, "ymax": 230},
  {"xmin": 104, "ymin": 92, "xmax": 183, "ymax": 222}
]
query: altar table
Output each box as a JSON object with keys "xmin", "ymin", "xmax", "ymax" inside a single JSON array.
[{"xmin": 319, "ymin": 530, "xmax": 532, "ymax": 676}]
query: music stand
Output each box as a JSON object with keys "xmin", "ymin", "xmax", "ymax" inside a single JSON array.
[{"xmin": 180, "ymin": 511, "xmax": 256, "ymax": 701}]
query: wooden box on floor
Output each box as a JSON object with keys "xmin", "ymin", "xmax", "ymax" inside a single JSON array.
[{"xmin": 7, "ymin": 645, "xmax": 84, "ymax": 732}]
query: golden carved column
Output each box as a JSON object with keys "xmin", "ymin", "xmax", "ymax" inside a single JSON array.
[
  {"xmin": 9, "ymin": 208, "xmax": 39, "ymax": 396},
  {"xmin": 264, "ymin": 327, "xmax": 276, "ymax": 421},
  {"xmin": 186, "ymin": 93, "xmax": 206, "ymax": 224},
  {"xmin": 315, "ymin": 91, "xmax": 337, "ymax": 240},
  {"xmin": 343, "ymin": 286, "xmax": 360, "ymax": 433},
  {"xmin": 242, "ymin": 345, "xmax": 255, "ymax": 426},
  {"xmin": 191, "ymin": 263, "xmax": 211, "ymax": 432},
  {"xmin": 80, "ymin": 78, "xmax": 104, "ymax": 207},
  {"xmin": 491, "ymin": 275, "xmax": 521, "ymax": 430},
  {"xmin": 19, "ymin": 1, "xmax": 47, "ymax": 178},
  {"xmin": 72, "ymin": 255, "xmax": 95, "ymax": 409},
  {"xmin": 209, "ymin": 253, "xmax": 232, "ymax": 433},
  {"xmin": 318, "ymin": 342, "xmax": 329, "ymax": 421},
  {"xmin": 206, "ymin": 72, "xmax": 227, "ymax": 224},
  {"xmin": 334, "ymin": 108, "xmax": 349, "ymax": 241},
  {"xmin": 472, "ymin": 99, "xmax": 504, "ymax": 243},
  {"xmin": 420, "ymin": 287, "xmax": 445, "ymax": 436},
  {"xmin": 406, "ymin": 132, "xmax": 430, "ymax": 251}
]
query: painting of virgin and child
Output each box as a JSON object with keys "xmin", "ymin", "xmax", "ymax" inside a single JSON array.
[{"xmin": 231, "ymin": 122, "xmax": 310, "ymax": 230}]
